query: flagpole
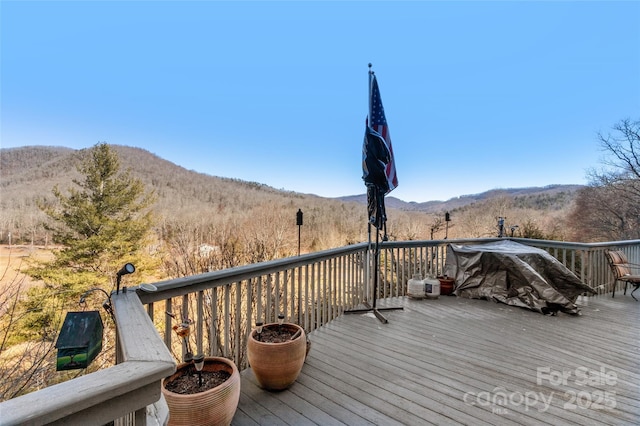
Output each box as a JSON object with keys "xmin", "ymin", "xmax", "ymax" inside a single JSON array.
[
  {"xmin": 345, "ymin": 63, "xmax": 403, "ymax": 323},
  {"xmin": 367, "ymin": 63, "xmax": 373, "ymax": 306},
  {"xmin": 368, "ymin": 63, "xmax": 377, "ymax": 312},
  {"xmin": 368, "ymin": 63, "xmax": 373, "ymax": 122},
  {"xmin": 368, "ymin": 63, "xmax": 381, "ymax": 315}
]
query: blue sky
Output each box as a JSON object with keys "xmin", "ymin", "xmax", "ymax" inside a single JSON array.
[{"xmin": 2, "ymin": 1, "xmax": 639, "ymax": 202}]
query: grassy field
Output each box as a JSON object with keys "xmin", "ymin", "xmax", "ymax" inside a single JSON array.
[{"xmin": 0, "ymin": 245, "xmax": 55, "ymax": 290}]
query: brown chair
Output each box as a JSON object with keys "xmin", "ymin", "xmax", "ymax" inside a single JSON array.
[{"xmin": 605, "ymin": 250, "xmax": 640, "ymax": 300}]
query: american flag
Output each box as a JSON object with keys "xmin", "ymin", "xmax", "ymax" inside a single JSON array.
[{"xmin": 368, "ymin": 74, "xmax": 398, "ymax": 193}]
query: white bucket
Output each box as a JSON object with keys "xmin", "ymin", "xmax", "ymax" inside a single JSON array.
[
  {"xmin": 407, "ymin": 274, "xmax": 425, "ymax": 299},
  {"xmin": 424, "ymin": 276, "xmax": 440, "ymax": 299}
]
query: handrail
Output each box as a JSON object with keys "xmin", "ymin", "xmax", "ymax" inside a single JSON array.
[
  {"xmin": 0, "ymin": 291, "xmax": 175, "ymax": 426},
  {"xmin": 136, "ymin": 243, "xmax": 369, "ymax": 305},
  {"xmin": 1, "ymin": 238, "xmax": 639, "ymax": 425}
]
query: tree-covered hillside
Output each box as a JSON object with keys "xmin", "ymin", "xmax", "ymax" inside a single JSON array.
[{"xmin": 1, "ymin": 145, "xmax": 582, "ymax": 252}]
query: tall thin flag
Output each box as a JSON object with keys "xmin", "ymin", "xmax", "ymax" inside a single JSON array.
[
  {"xmin": 368, "ymin": 73, "xmax": 398, "ymax": 194},
  {"xmin": 362, "ymin": 67, "xmax": 398, "ymax": 230},
  {"xmin": 351, "ymin": 66, "xmax": 405, "ymax": 324}
]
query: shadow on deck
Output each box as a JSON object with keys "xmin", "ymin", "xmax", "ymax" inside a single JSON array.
[{"xmin": 232, "ymin": 295, "xmax": 639, "ymax": 425}]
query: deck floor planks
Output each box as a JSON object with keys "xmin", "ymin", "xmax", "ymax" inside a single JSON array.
[
  {"xmin": 244, "ymin": 370, "xmax": 347, "ymax": 426},
  {"xmin": 309, "ymin": 324, "xmax": 525, "ymax": 426},
  {"xmin": 302, "ymin": 356, "xmax": 433, "ymax": 426},
  {"xmin": 239, "ymin": 371, "xmax": 322, "ymax": 426},
  {"xmin": 375, "ymin": 300, "xmax": 634, "ymax": 425},
  {"xmin": 307, "ymin": 343, "xmax": 455, "ymax": 425},
  {"xmin": 319, "ymin": 305, "xmax": 573, "ymax": 426},
  {"xmin": 287, "ymin": 374, "xmax": 379, "ymax": 426},
  {"xmin": 232, "ymin": 295, "xmax": 640, "ymax": 425}
]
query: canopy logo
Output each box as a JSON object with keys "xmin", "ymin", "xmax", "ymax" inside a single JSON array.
[
  {"xmin": 462, "ymin": 387, "xmax": 554, "ymax": 413},
  {"xmin": 462, "ymin": 365, "xmax": 618, "ymax": 415}
]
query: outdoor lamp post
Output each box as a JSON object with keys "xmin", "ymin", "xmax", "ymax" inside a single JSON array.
[
  {"xmin": 296, "ymin": 209, "xmax": 303, "ymax": 256},
  {"xmin": 445, "ymin": 212, "xmax": 451, "ymax": 239}
]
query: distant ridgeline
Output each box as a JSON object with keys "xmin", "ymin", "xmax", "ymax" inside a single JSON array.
[{"xmin": 1, "ymin": 145, "xmax": 583, "ymax": 245}]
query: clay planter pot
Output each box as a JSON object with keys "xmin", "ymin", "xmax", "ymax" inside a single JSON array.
[
  {"xmin": 438, "ymin": 276, "xmax": 455, "ymax": 296},
  {"xmin": 162, "ymin": 356, "xmax": 240, "ymax": 426},
  {"xmin": 247, "ymin": 323, "xmax": 306, "ymax": 391}
]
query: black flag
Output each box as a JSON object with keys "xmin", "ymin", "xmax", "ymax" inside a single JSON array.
[
  {"xmin": 363, "ymin": 126, "xmax": 390, "ymax": 229},
  {"xmin": 362, "ymin": 72, "xmax": 397, "ymax": 230}
]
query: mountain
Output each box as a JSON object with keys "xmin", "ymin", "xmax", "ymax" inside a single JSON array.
[
  {"xmin": 337, "ymin": 184, "xmax": 583, "ymax": 213},
  {"xmin": 1, "ymin": 145, "xmax": 583, "ymax": 245},
  {"xmin": 1, "ymin": 145, "xmax": 583, "ymax": 214},
  {"xmin": 1, "ymin": 145, "xmax": 308, "ymax": 216}
]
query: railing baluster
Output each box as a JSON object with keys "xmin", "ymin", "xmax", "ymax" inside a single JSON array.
[
  {"xmin": 256, "ymin": 276, "xmax": 263, "ymax": 323},
  {"xmin": 245, "ymin": 277, "xmax": 253, "ymax": 366},
  {"xmin": 304, "ymin": 264, "xmax": 310, "ymax": 331},
  {"xmin": 318, "ymin": 260, "xmax": 324, "ymax": 324},
  {"xmin": 265, "ymin": 274, "xmax": 272, "ymax": 322},
  {"xmin": 324, "ymin": 260, "xmax": 329, "ymax": 323},
  {"xmin": 318, "ymin": 261, "xmax": 322, "ymax": 324},
  {"xmin": 210, "ymin": 287, "xmax": 219, "ymax": 356},
  {"xmin": 310, "ymin": 263, "xmax": 315, "ymax": 330},
  {"xmin": 283, "ymin": 270, "xmax": 289, "ymax": 320},
  {"xmin": 340, "ymin": 255, "xmax": 344, "ymax": 314},
  {"xmin": 292, "ymin": 268, "xmax": 296, "ymax": 322},
  {"xmin": 392, "ymin": 247, "xmax": 398, "ymax": 296},
  {"xmin": 180, "ymin": 295, "xmax": 189, "ymax": 360},
  {"xmin": 164, "ymin": 300, "xmax": 172, "ymax": 351},
  {"xmin": 197, "ymin": 290, "xmax": 204, "ymax": 355},
  {"xmin": 224, "ymin": 284, "xmax": 231, "ymax": 358},
  {"xmin": 329, "ymin": 258, "xmax": 334, "ymax": 320},
  {"xmin": 235, "ymin": 281, "xmax": 242, "ymax": 364},
  {"xmin": 147, "ymin": 302, "xmax": 154, "ymax": 320}
]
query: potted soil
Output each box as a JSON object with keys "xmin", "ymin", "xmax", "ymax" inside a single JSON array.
[
  {"xmin": 247, "ymin": 316, "xmax": 306, "ymax": 391},
  {"xmin": 161, "ymin": 316, "xmax": 240, "ymax": 426},
  {"xmin": 162, "ymin": 356, "xmax": 240, "ymax": 426},
  {"xmin": 437, "ymin": 275, "xmax": 456, "ymax": 296}
]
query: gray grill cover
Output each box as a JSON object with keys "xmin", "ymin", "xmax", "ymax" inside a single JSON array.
[{"xmin": 445, "ymin": 240, "xmax": 595, "ymax": 315}]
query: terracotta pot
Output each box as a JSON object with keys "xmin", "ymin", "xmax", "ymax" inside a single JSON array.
[
  {"xmin": 162, "ymin": 356, "xmax": 240, "ymax": 426},
  {"xmin": 247, "ymin": 323, "xmax": 306, "ymax": 391},
  {"xmin": 438, "ymin": 276, "xmax": 455, "ymax": 296}
]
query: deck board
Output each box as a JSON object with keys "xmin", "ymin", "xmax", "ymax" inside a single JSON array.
[{"xmin": 232, "ymin": 295, "xmax": 640, "ymax": 425}]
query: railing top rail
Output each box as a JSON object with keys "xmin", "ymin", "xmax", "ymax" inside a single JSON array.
[
  {"xmin": 379, "ymin": 237, "xmax": 640, "ymax": 251},
  {"xmin": 136, "ymin": 238, "xmax": 640, "ymax": 303},
  {"xmin": 0, "ymin": 291, "xmax": 175, "ymax": 426},
  {"xmin": 136, "ymin": 242, "xmax": 368, "ymax": 304},
  {"xmin": 509, "ymin": 238, "xmax": 640, "ymax": 250},
  {"xmin": 380, "ymin": 237, "xmax": 498, "ymax": 249}
]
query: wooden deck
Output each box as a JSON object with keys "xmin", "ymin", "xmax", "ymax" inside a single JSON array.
[{"xmin": 231, "ymin": 295, "xmax": 639, "ymax": 425}]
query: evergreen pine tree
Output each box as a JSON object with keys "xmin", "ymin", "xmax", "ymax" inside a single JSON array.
[{"xmin": 21, "ymin": 143, "xmax": 157, "ymax": 339}]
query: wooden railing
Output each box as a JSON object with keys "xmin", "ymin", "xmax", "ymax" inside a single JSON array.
[
  {"xmin": 137, "ymin": 243, "xmax": 370, "ymax": 371},
  {"xmin": 0, "ymin": 290, "xmax": 176, "ymax": 426},
  {"xmin": 376, "ymin": 237, "xmax": 640, "ymax": 298},
  {"xmin": 2, "ymin": 238, "xmax": 639, "ymax": 425}
]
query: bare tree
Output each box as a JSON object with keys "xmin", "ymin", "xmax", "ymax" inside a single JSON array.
[
  {"xmin": 594, "ymin": 118, "xmax": 640, "ymax": 185},
  {"xmin": 569, "ymin": 184, "xmax": 640, "ymax": 241},
  {"xmin": 569, "ymin": 118, "xmax": 640, "ymax": 241},
  {"xmin": 0, "ymin": 252, "xmax": 59, "ymax": 401}
]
